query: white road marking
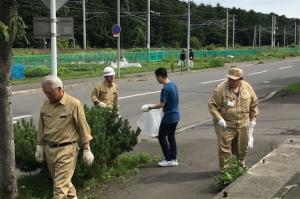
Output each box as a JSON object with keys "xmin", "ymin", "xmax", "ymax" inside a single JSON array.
[
  {"xmin": 13, "ymin": 115, "xmax": 32, "ymax": 120},
  {"xmin": 13, "ymin": 115, "xmax": 33, "ymax": 124},
  {"xmin": 200, "ymin": 78, "xmax": 226, "ymax": 85},
  {"xmin": 279, "ymin": 66, "xmax": 294, "ymax": 70},
  {"xmin": 119, "ymin": 91, "xmax": 160, "ymax": 100},
  {"xmin": 247, "ymin": 70, "xmax": 267, "ymax": 76}
]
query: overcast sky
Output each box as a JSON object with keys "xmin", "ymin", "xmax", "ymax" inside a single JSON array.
[{"xmin": 194, "ymin": 0, "xmax": 299, "ymax": 19}]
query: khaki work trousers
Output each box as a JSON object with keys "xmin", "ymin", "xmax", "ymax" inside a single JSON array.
[
  {"xmin": 45, "ymin": 143, "xmax": 79, "ymax": 199},
  {"xmin": 214, "ymin": 123, "xmax": 249, "ymax": 169}
]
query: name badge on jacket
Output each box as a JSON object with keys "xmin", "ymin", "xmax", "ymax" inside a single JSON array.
[{"xmin": 227, "ymin": 100, "xmax": 236, "ymax": 107}]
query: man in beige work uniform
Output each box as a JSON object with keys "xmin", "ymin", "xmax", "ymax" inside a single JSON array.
[
  {"xmin": 91, "ymin": 66, "xmax": 118, "ymax": 108},
  {"xmin": 208, "ymin": 68, "xmax": 259, "ymax": 171},
  {"xmin": 35, "ymin": 75, "xmax": 94, "ymax": 199}
]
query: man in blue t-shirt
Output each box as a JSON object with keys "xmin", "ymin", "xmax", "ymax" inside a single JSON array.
[{"xmin": 142, "ymin": 67, "xmax": 180, "ymax": 167}]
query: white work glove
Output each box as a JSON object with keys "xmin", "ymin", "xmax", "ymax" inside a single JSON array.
[
  {"xmin": 141, "ymin": 104, "xmax": 152, "ymax": 112},
  {"xmin": 35, "ymin": 145, "xmax": 44, "ymax": 163},
  {"xmin": 83, "ymin": 149, "xmax": 94, "ymax": 166},
  {"xmin": 248, "ymin": 127, "xmax": 254, "ymax": 148},
  {"xmin": 249, "ymin": 120, "xmax": 256, "ymax": 129},
  {"xmin": 97, "ymin": 101, "xmax": 107, "ymax": 108},
  {"xmin": 218, "ymin": 118, "xmax": 227, "ymax": 128}
]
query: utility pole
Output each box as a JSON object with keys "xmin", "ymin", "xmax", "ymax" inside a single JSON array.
[
  {"xmin": 295, "ymin": 21, "xmax": 297, "ymax": 45},
  {"xmin": 187, "ymin": 0, "xmax": 191, "ymax": 70},
  {"xmin": 274, "ymin": 16, "xmax": 276, "ymax": 47},
  {"xmin": 259, "ymin": 25, "xmax": 261, "ymax": 47},
  {"xmin": 284, "ymin": 26, "xmax": 286, "ymax": 47},
  {"xmin": 226, "ymin": 8, "xmax": 229, "ymax": 50},
  {"xmin": 253, "ymin": 26, "xmax": 257, "ymax": 47},
  {"xmin": 117, "ymin": 0, "xmax": 121, "ymax": 78},
  {"xmin": 147, "ymin": 0, "xmax": 150, "ymax": 50},
  {"xmin": 82, "ymin": 0, "xmax": 86, "ymax": 49},
  {"xmin": 147, "ymin": 0, "xmax": 150, "ymax": 61},
  {"xmin": 50, "ymin": 0, "xmax": 57, "ymax": 76},
  {"xmin": 232, "ymin": 14, "xmax": 235, "ymax": 49},
  {"xmin": 271, "ymin": 15, "xmax": 274, "ymax": 47},
  {"xmin": 298, "ymin": 23, "xmax": 300, "ymax": 46}
]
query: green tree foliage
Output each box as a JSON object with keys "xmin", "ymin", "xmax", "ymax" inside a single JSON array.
[
  {"xmin": 14, "ymin": 119, "xmax": 42, "ymax": 172},
  {"xmin": 15, "ymin": 0, "xmax": 299, "ymax": 49},
  {"xmin": 190, "ymin": 36, "xmax": 201, "ymax": 49},
  {"xmin": 13, "ymin": 106, "xmax": 140, "ymax": 180}
]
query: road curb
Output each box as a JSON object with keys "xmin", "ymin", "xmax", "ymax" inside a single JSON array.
[
  {"xmin": 259, "ymin": 90, "xmax": 278, "ymax": 102},
  {"xmin": 12, "ymin": 81, "xmax": 98, "ymax": 96},
  {"xmin": 213, "ymin": 138, "xmax": 300, "ymax": 199}
]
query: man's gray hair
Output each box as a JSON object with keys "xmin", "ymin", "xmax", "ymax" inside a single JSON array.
[{"xmin": 42, "ymin": 75, "xmax": 64, "ymax": 90}]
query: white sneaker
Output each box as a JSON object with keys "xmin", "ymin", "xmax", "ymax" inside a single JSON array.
[
  {"xmin": 172, "ymin": 159, "xmax": 179, "ymax": 166},
  {"xmin": 158, "ymin": 160, "xmax": 175, "ymax": 167}
]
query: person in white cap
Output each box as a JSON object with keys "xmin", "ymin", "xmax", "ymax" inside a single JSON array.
[
  {"xmin": 91, "ymin": 67, "xmax": 119, "ymax": 108},
  {"xmin": 208, "ymin": 67, "xmax": 259, "ymax": 171}
]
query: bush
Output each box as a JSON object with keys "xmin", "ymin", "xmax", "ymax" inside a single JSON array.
[
  {"xmin": 60, "ymin": 63, "xmax": 101, "ymax": 72},
  {"xmin": 75, "ymin": 106, "xmax": 140, "ymax": 179},
  {"xmin": 14, "ymin": 106, "xmax": 140, "ymax": 177},
  {"xmin": 206, "ymin": 43, "xmax": 216, "ymax": 50},
  {"xmin": 214, "ymin": 157, "xmax": 246, "ymax": 191},
  {"xmin": 208, "ymin": 58, "xmax": 224, "ymax": 68},
  {"xmin": 25, "ymin": 66, "xmax": 51, "ymax": 78},
  {"xmin": 14, "ymin": 119, "xmax": 43, "ymax": 172},
  {"xmin": 190, "ymin": 37, "xmax": 202, "ymax": 50}
]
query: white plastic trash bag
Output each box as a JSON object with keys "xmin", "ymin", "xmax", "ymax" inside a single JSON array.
[
  {"xmin": 137, "ymin": 106, "xmax": 162, "ymax": 138},
  {"xmin": 248, "ymin": 127, "xmax": 254, "ymax": 148}
]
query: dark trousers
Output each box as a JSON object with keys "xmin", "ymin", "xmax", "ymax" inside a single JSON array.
[{"xmin": 158, "ymin": 122, "xmax": 178, "ymax": 161}]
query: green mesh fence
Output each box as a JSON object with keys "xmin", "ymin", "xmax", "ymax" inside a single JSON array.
[{"xmin": 12, "ymin": 48, "xmax": 300, "ymax": 67}]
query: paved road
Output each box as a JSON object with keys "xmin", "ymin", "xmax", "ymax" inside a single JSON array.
[
  {"xmin": 82, "ymin": 93, "xmax": 300, "ymax": 199},
  {"xmin": 12, "ymin": 58, "xmax": 300, "ymax": 131}
]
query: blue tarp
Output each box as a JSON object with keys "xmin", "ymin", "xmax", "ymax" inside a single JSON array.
[{"xmin": 12, "ymin": 64, "xmax": 25, "ymax": 80}]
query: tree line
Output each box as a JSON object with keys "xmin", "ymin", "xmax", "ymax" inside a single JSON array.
[{"xmin": 15, "ymin": 0, "xmax": 300, "ymax": 49}]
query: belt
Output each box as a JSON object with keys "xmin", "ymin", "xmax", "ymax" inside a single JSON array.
[{"xmin": 46, "ymin": 141, "xmax": 77, "ymax": 148}]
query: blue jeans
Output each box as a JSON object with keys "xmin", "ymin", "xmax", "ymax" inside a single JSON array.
[{"xmin": 158, "ymin": 122, "xmax": 178, "ymax": 161}]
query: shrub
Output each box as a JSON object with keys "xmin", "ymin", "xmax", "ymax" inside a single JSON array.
[
  {"xmin": 14, "ymin": 119, "xmax": 43, "ymax": 172},
  {"xmin": 170, "ymin": 62, "xmax": 175, "ymax": 72},
  {"xmin": 75, "ymin": 106, "xmax": 140, "ymax": 179},
  {"xmin": 14, "ymin": 106, "xmax": 140, "ymax": 177},
  {"xmin": 214, "ymin": 157, "xmax": 246, "ymax": 191},
  {"xmin": 206, "ymin": 43, "xmax": 216, "ymax": 50},
  {"xmin": 60, "ymin": 63, "xmax": 101, "ymax": 72},
  {"xmin": 190, "ymin": 37, "xmax": 202, "ymax": 49},
  {"xmin": 25, "ymin": 66, "xmax": 51, "ymax": 78},
  {"xmin": 208, "ymin": 58, "xmax": 224, "ymax": 68}
]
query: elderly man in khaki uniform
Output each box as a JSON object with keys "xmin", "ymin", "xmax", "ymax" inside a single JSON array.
[
  {"xmin": 91, "ymin": 67, "xmax": 118, "ymax": 108},
  {"xmin": 35, "ymin": 75, "xmax": 94, "ymax": 199},
  {"xmin": 208, "ymin": 68, "xmax": 259, "ymax": 171}
]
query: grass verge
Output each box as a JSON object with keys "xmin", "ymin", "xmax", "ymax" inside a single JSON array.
[
  {"xmin": 12, "ymin": 49, "xmax": 300, "ymax": 86},
  {"xmin": 284, "ymin": 82, "xmax": 300, "ymax": 93},
  {"xmin": 276, "ymin": 82, "xmax": 300, "ymax": 97},
  {"xmin": 18, "ymin": 152, "xmax": 160, "ymax": 199}
]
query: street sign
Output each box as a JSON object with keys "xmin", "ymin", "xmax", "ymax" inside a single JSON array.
[
  {"xmin": 112, "ymin": 24, "xmax": 121, "ymax": 37},
  {"xmin": 41, "ymin": 0, "xmax": 68, "ymax": 11},
  {"xmin": 33, "ymin": 17, "xmax": 74, "ymax": 39}
]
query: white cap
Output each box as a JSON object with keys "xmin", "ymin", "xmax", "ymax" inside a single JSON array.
[{"xmin": 103, "ymin": 67, "xmax": 116, "ymax": 77}]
